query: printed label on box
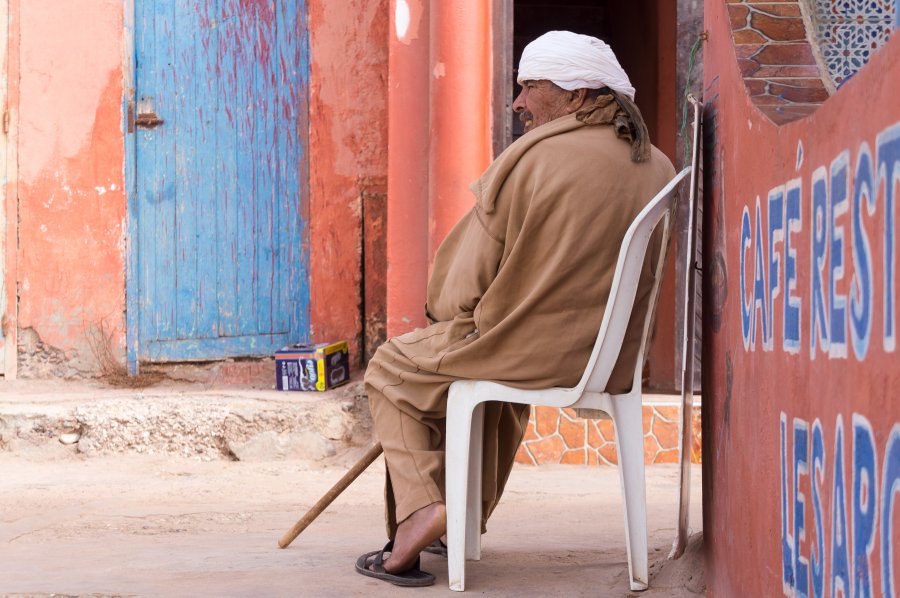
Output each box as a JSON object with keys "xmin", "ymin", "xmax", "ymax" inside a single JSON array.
[{"xmin": 275, "ymin": 341, "xmax": 350, "ymax": 391}]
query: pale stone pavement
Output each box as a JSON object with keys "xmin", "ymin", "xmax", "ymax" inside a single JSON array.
[
  {"xmin": 0, "ymin": 376, "xmax": 704, "ymax": 597},
  {"xmin": 0, "ymin": 451, "xmax": 704, "ymax": 597}
]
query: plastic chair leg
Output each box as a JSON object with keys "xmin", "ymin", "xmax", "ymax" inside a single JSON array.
[
  {"xmin": 446, "ymin": 395, "xmax": 478, "ymax": 591},
  {"xmin": 610, "ymin": 396, "xmax": 649, "ymax": 591},
  {"xmin": 465, "ymin": 402, "xmax": 484, "ymax": 561}
]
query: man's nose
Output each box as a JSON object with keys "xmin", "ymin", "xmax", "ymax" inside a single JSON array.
[{"xmin": 512, "ymin": 89, "xmax": 525, "ymax": 112}]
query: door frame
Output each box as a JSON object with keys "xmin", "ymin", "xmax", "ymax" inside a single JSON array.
[
  {"xmin": 123, "ymin": 0, "xmax": 140, "ymax": 373},
  {"xmin": 492, "ymin": 0, "xmax": 512, "ymax": 158}
]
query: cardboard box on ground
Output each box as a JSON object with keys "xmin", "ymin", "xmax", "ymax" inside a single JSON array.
[{"xmin": 275, "ymin": 341, "xmax": 350, "ymax": 391}]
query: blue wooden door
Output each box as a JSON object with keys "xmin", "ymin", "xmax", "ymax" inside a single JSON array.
[{"xmin": 128, "ymin": 0, "xmax": 309, "ymax": 366}]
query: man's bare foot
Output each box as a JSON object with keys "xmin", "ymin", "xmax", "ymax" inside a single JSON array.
[{"xmin": 383, "ymin": 502, "xmax": 447, "ymax": 574}]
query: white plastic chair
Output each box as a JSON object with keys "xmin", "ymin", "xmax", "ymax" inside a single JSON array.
[{"xmin": 445, "ymin": 167, "xmax": 691, "ymax": 592}]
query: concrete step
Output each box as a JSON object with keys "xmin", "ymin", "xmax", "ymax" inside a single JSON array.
[{"xmin": 0, "ymin": 377, "xmax": 372, "ymax": 462}]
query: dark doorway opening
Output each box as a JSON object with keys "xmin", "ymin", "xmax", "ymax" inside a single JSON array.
[
  {"xmin": 494, "ymin": 0, "xmax": 682, "ymax": 389},
  {"xmin": 502, "ymin": 0, "xmax": 672, "ymax": 154}
]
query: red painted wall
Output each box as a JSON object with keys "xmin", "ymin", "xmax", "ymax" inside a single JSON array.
[
  {"xmin": 703, "ymin": 2, "xmax": 900, "ymax": 595},
  {"xmin": 12, "ymin": 0, "xmax": 127, "ymax": 376},
  {"xmin": 308, "ymin": 0, "xmax": 389, "ymax": 366}
]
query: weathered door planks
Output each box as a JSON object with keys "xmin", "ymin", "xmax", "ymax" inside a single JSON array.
[{"xmin": 128, "ymin": 0, "xmax": 309, "ymax": 367}]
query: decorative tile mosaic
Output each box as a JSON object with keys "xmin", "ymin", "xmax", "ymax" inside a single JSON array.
[
  {"xmin": 727, "ymin": 1, "xmax": 830, "ymax": 124},
  {"xmin": 815, "ymin": 0, "xmax": 898, "ymax": 85}
]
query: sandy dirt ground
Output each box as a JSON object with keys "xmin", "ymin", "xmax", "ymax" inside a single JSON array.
[{"xmin": 0, "ymin": 450, "xmax": 704, "ymax": 597}]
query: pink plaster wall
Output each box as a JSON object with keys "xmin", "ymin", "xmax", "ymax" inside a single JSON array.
[
  {"xmin": 13, "ymin": 0, "xmax": 126, "ymax": 373},
  {"xmin": 308, "ymin": 0, "xmax": 389, "ymax": 367}
]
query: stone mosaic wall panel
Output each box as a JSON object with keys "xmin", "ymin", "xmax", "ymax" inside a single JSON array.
[
  {"xmin": 515, "ymin": 405, "xmax": 702, "ymax": 466},
  {"xmin": 815, "ymin": 0, "xmax": 897, "ymax": 85},
  {"xmin": 726, "ymin": 0, "xmax": 898, "ymax": 122},
  {"xmin": 727, "ymin": 0, "xmax": 831, "ymax": 124}
]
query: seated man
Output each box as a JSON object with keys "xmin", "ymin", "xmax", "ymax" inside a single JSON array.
[{"xmin": 357, "ymin": 30, "xmax": 676, "ymax": 587}]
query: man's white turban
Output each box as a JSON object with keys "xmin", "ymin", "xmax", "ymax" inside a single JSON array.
[{"xmin": 517, "ymin": 31, "xmax": 636, "ymax": 100}]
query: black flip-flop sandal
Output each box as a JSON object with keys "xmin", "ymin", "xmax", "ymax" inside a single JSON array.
[
  {"xmin": 422, "ymin": 538, "xmax": 447, "ymax": 558},
  {"xmin": 355, "ymin": 540, "xmax": 436, "ymax": 587}
]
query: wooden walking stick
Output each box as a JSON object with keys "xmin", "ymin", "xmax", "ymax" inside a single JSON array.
[{"xmin": 278, "ymin": 442, "xmax": 383, "ymax": 548}]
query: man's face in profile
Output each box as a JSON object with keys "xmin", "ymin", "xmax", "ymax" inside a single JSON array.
[{"xmin": 512, "ymin": 80, "xmax": 581, "ymax": 133}]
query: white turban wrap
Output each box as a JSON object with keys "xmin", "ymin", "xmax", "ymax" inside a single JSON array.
[{"xmin": 517, "ymin": 31, "xmax": 636, "ymax": 100}]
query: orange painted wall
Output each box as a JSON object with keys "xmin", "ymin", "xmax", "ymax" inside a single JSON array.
[
  {"xmin": 308, "ymin": 0, "xmax": 389, "ymax": 366},
  {"xmin": 12, "ymin": 0, "xmax": 126, "ymax": 374}
]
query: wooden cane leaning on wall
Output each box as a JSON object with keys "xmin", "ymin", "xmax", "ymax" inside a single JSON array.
[{"xmin": 278, "ymin": 442, "xmax": 384, "ymax": 549}]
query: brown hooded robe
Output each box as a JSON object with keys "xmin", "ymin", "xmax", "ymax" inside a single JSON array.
[{"xmin": 365, "ymin": 100, "xmax": 676, "ymax": 535}]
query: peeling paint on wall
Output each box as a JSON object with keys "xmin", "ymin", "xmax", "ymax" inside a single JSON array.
[
  {"xmin": 392, "ymin": 0, "xmax": 424, "ymax": 45},
  {"xmin": 17, "ymin": 327, "xmax": 86, "ymax": 379},
  {"xmin": 14, "ymin": 0, "xmax": 127, "ymax": 377}
]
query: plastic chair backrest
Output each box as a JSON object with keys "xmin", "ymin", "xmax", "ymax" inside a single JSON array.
[{"xmin": 576, "ymin": 168, "xmax": 691, "ymax": 395}]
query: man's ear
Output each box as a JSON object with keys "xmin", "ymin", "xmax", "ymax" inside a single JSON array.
[{"xmin": 569, "ymin": 88, "xmax": 589, "ymax": 109}]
